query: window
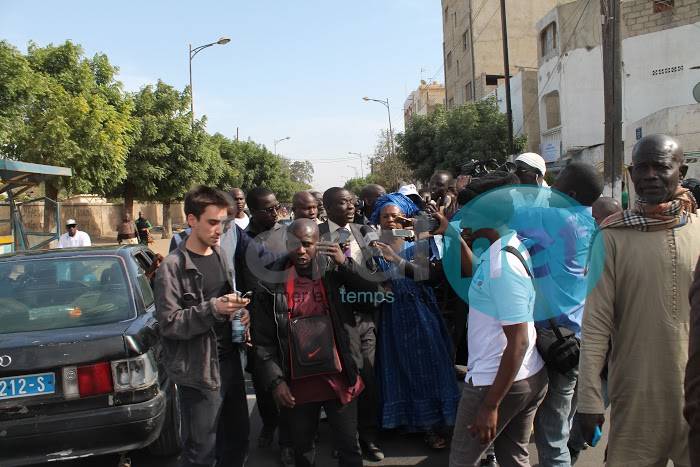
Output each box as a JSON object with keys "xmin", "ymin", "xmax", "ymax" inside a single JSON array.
[
  {"xmin": 543, "ymin": 91, "xmax": 561, "ymax": 129},
  {"xmin": 0, "ymin": 257, "xmax": 134, "ymax": 333},
  {"xmin": 446, "ymin": 51, "xmax": 453, "ymax": 69},
  {"xmin": 133, "ymin": 252, "xmax": 155, "ymax": 307},
  {"xmin": 456, "ymin": 59, "xmax": 460, "ymax": 75},
  {"xmin": 654, "ymin": 0, "xmax": 673, "ymax": 12},
  {"xmin": 453, "ymin": 11, "xmax": 457, "ymax": 29},
  {"xmin": 465, "ymin": 82, "xmax": 473, "ymax": 101},
  {"xmin": 485, "ymin": 74, "xmax": 499, "ymax": 86},
  {"xmin": 462, "ymin": 30, "xmax": 469, "ymax": 50},
  {"xmin": 540, "ymin": 22, "xmax": 558, "ymax": 57}
]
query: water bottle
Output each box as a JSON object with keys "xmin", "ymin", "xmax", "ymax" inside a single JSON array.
[{"xmin": 231, "ymin": 310, "xmax": 246, "ymax": 344}]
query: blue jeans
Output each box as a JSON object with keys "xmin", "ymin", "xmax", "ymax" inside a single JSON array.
[{"xmin": 534, "ymin": 366, "xmax": 578, "ymax": 467}]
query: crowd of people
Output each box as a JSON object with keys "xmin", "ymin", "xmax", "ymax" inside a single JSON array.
[{"xmin": 152, "ymin": 133, "xmax": 700, "ymax": 467}]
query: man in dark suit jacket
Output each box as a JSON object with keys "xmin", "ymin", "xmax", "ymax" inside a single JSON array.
[{"xmin": 320, "ymin": 187, "xmax": 384, "ymax": 461}]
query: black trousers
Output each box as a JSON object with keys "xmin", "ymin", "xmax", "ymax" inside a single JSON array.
[
  {"xmin": 178, "ymin": 354, "xmax": 249, "ymax": 467},
  {"xmin": 356, "ymin": 313, "xmax": 378, "ymax": 443},
  {"xmin": 284, "ymin": 398, "xmax": 362, "ymax": 467},
  {"xmin": 250, "ymin": 352, "xmax": 292, "ymax": 447}
]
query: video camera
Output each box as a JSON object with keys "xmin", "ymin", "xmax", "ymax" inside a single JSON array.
[{"xmin": 460, "ymin": 158, "xmax": 516, "ymax": 177}]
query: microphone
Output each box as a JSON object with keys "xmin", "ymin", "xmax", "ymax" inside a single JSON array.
[{"xmin": 359, "ymin": 225, "xmax": 383, "ymax": 271}]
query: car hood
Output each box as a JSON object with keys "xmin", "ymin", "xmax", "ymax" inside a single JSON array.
[{"xmin": 0, "ymin": 322, "xmax": 133, "ymax": 373}]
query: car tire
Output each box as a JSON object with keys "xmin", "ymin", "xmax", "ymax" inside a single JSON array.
[{"xmin": 149, "ymin": 382, "xmax": 183, "ymax": 457}]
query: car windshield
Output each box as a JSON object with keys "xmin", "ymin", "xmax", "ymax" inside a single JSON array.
[{"xmin": 0, "ymin": 256, "xmax": 135, "ymax": 333}]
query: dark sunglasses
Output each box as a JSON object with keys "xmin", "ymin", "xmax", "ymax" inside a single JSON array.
[
  {"xmin": 66, "ymin": 224, "xmax": 77, "ymax": 228},
  {"xmin": 257, "ymin": 205, "xmax": 280, "ymax": 215}
]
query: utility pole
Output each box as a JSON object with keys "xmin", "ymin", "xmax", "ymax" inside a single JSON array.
[
  {"xmin": 499, "ymin": 0, "xmax": 514, "ymax": 155},
  {"xmin": 601, "ymin": 0, "xmax": 623, "ymax": 198}
]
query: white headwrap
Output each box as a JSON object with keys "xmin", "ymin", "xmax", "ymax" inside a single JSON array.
[{"xmin": 515, "ymin": 152, "xmax": 547, "ymax": 176}]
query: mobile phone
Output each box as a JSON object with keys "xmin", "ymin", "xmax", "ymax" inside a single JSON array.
[
  {"xmin": 424, "ymin": 194, "xmax": 431, "ymax": 204},
  {"xmin": 391, "ymin": 229, "xmax": 415, "ymax": 239}
]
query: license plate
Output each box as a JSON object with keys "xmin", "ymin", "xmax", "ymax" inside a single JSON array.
[{"xmin": 0, "ymin": 372, "xmax": 55, "ymax": 400}]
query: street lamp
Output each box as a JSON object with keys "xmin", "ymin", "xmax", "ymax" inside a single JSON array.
[
  {"xmin": 274, "ymin": 136, "xmax": 291, "ymax": 154},
  {"xmin": 363, "ymin": 96, "xmax": 394, "ymax": 158},
  {"xmin": 348, "ymin": 152, "xmax": 365, "ymax": 177},
  {"xmin": 189, "ymin": 36, "xmax": 231, "ymax": 125}
]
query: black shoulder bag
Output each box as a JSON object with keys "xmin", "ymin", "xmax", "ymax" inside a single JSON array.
[{"xmin": 504, "ymin": 245, "xmax": 580, "ymax": 374}]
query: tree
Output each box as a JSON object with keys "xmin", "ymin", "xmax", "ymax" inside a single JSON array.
[
  {"xmin": 368, "ymin": 129, "xmax": 414, "ymax": 191},
  {"xmin": 0, "ymin": 40, "xmax": 134, "ymax": 230},
  {"xmin": 288, "ymin": 160, "xmax": 314, "ymax": 186},
  {"xmin": 343, "ymin": 174, "xmax": 381, "ymax": 195},
  {"xmin": 397, "ymin": 97, "xmax": 526, "ymax": 181},
  {"xmin": 214, "ymin": 136, "xmax": 309, "ymax": 202},
  {"xmin": 121, "ymin": 81, "xmax": 223, "ymax": 237}
]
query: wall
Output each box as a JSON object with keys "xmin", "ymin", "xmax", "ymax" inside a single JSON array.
[
  {"xmin": 622, "ymin": 0, "xmax": 700, "ymax": 38},
  {"xmin": 442, "ymin": 0, "xmax": 560, "ymax": 107},
  {"xmin": 622, "ymin": 23, "xmax": 700, "ymax": 130},
  {"xmin": 484, "ymin": 69, "xmax": 542, "ymax": 152},
  {"xmin": 18, "ymin": 201, "xmax": 186, "ymax": 241},
  {"xmin": 623, "ymin": 103, "xmax": 700, "ymax": 167}
]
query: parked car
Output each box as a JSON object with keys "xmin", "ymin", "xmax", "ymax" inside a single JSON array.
[{"xmin": 0, "ymin": 245, "xmax": 181, "ymax": 466}]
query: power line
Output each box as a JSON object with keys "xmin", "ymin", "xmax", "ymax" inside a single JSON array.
[{"xmin": 514, "ymin": 0, "xmax": 594, "ymax": 135}]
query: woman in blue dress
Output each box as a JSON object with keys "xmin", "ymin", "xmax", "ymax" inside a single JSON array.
[{"xmin": 370, "ymin": 193, "xmax": 460, "ymax": 449}]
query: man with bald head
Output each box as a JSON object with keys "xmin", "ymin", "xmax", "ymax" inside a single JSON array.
[
  {"xmin": 251, "ymin": 218, "xmax": 375, "ymax": 467},
  {"xmin": 577, "ymin": 134, "xmax": 699, "ymax": 466},
  {"xmin": 292, "ymin": 191, "xmax": 320, "ymax": 223},
  {"xmin": 591, "ymin": 196, "xmax": 622, "ymax": 225},
  {"xmin": 430, "ymin": 170, "xmax": 458, "ymax": 218},
  {"xmin": 359, "ymin": 184, "xmax": 385, "ymax": 224}
]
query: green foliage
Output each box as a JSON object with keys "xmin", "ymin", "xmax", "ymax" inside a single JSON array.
[
  {"xmin": 124, "ymin": 81, "xmax": 222, "ymax": 203},
  {"xmin": 0, "ymin": 41, "xmax": 134, "ymax": 196},
  {"xmin": 368, "ymin": 130, "xmax": 414, "ymax": 191},
  {"xmin": 343, "ymin": 174, "xmax": 381, "ymax": 195},
  {"xmin": 397, "ymin": 97, "xmax": 526, "ymax": 181},
  {"xmin": 212, "ymin": 134, "xmax": 309, "ymax": 202},
  {"xmin": 288, "ymin": 160, "xmax": 314, "ymax": 186}
]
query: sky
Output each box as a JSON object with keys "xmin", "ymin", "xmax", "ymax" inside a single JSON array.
[{"xmin": 0, "ymin": 1, "xmax": 444, "ymax": 191}]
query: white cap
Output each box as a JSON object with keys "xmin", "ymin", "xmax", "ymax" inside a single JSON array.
[
  {"xmin": 66, "ymin": 219, "xmax": 77, "ymax": 226},
  {"xmin": 398, "ymin": 184, "xmax": 419, "ymax": 197},
  {"xmin": 515, "ymin": 152, "xmax": 546, "ymax": 176}
]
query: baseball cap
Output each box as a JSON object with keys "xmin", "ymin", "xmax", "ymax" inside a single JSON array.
[
  {"xmin": 66, "ymin": 219, "xmax": 77, "ymax": 226},
  {"xmin": 398, "ymin": 184, "xmax": 419, "ymax": 197}
]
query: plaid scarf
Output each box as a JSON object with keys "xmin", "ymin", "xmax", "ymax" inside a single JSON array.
[{"xmin": 600, "ymin": 187, "xmax": 697, "ymax": 232}]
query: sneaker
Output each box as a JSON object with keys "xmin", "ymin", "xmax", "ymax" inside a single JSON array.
[
  {"xmin": 280, "ymin": 446, "xmax": 295, "ymax": 467},
  {"xmin": 361, "ymin": 441, "xmax": 385, "ymax": 462}
]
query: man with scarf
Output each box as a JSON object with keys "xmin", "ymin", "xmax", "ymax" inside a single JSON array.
[{"xmin": 577, "ymin": 134, "xmax": 699, "ymax": 466}]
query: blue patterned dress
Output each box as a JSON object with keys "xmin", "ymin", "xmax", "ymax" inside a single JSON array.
[{"xmin": 376, "ymin": 239, "xmax": 461, "ymax": 431}]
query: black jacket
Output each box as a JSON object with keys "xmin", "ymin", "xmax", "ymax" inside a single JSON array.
[{"xmin": 251, "ymin": 255, "xmax": 377, "ymax": 392}]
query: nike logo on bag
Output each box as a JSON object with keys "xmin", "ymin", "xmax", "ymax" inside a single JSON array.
[{"xmin": 308, "ymin": 348, "xmax": 321, "ymax": 359}]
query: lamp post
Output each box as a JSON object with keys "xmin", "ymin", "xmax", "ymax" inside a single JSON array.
[
  {"xmin": 362, "ymin": 96, "xmax": 394, "ymax": 158},
  {"xmin": 189, "ymin": 36, "xmax": 230, "ymax": 126},
  {"xmin": 348, "ymin": 152, "xmax": 365, "ymax": 177},
  {"xmin": 274, "ymin": 136, "xmax": 291, "ymax": 154}
]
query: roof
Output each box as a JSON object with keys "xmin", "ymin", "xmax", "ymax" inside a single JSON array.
[
  {"xmin": 0, "ymin": 244, "xmax": 147, "ymax": 261},
  {"xmin": 0, "ymin": 160, "xmax": 72, "ymax": 195}
]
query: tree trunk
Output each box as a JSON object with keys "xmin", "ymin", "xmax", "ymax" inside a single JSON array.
[
  {"xmin": 162, "ymin": 200, "xmax": 172, "ymax": 239},
  {"xmin": 44, "ymin": 183, "xmax": 59, "ymax": 233},
  {"xmin": 123, "ymin": 184, "xmax": 135, "ymax": 219}
]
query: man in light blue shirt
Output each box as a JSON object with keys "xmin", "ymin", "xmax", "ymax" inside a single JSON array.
[{"xmin": 510, "ymin": 162, "xmax": 603, "ymax": 466}]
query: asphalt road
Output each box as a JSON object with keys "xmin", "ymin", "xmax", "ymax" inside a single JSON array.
[
  {"xmin": 26, "ymin": 382, "xmax": 609, "ymax": 467},
  {"xmin": 42, "ymin": 237, "xmax": 607, "ymax": 467}
]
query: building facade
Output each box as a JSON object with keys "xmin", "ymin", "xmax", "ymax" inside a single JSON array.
[
  {"xmin": 441, "ymin": 0, "xmax": 560, "ymax": 108},
  {"xmin": 403, "ymin": 81, "xmax": 446, "ymax": 126},
  {"xmin": 535, "ymin": 0, "xmax": 700, "ymax": 169}
]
